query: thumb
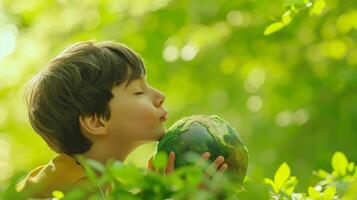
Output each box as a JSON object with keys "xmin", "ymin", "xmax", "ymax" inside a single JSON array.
[
  {"xmin": 164, "ymin": 151, "xmax": 175, "ymax": 174},
  {"xmin": 147, "ymin": 156, "xmax": 155, "ymax": 171}
]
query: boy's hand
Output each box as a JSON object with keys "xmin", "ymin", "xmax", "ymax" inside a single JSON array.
[
  {"xmin": 147, "ymin": 151, "xmax": 176, "ymax": 174},
  {"xmin": 147, "ymin": 151, "xmax": 228, "ymax": 176},
  {"xmin": 198, "ymin": 152, "xmax": 228, "ymax": 177},
  {"xmin": 196, "ymin": 152, "xmax": 229, "ymax": 190}
]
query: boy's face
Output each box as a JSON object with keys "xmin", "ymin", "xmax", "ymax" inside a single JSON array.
[{"xmin": 106, "ymin": 75, "xmax": 167, "ymax": 145}]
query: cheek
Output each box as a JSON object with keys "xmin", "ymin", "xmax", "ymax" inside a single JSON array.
[
  {"xmin": 108, "ymin": 102, "xmax": 158, "ymax": 134},
  {"xmin": 131, "ymin": 106, "xmax": 159, "ymax": 130}
]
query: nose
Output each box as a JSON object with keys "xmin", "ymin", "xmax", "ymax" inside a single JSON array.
[{"xmin": 154, "ymin": 89, "xmax": 166, "ymax": 108}]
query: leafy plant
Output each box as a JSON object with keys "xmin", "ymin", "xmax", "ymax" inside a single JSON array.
[
  {"xmin": 264, "ymin": 0, "xmax": 327, "ymax": 35},
  {"xmin": 1, "ymin": 151, "xmax": 356, "ymax": 199},
  {"xmin": 263, "ymin": 151, "xmax": 357, "ymax": 200}
]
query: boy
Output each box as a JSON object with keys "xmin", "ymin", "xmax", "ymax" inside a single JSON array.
[{"xmin": 16, "ymin": 41, "xmax": 228, "ymax": 198}]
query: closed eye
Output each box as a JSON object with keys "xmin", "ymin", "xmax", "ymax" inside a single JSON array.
[{"xmin": 134, "ymin": 92, "xmax": 144, "ymax": 95}]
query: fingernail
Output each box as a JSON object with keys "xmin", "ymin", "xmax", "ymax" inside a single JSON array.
[
  {"xmin": 223, "ymin": 163, "xmax": 228, "ymax": 169},
  {"xmin": 218, "ymin": 156, "xmax": 225, "ymax": 161},
  {"xmin": 170, "ymin": 151, "xmax": 174, "ymax": 157},
  {"xmin": 204, "ymin": 152, "xmax": 210, "ymax": 157}
]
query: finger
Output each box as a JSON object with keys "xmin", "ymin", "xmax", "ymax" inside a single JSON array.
[
  {"xmin": 201, "ymin": 152, "xmax": 210, "ymax": 160},
  {"xmin": 164, "ymin": 151, "xmax": 175, "ymax": 174},
  {"xmin": 195, "ymin": 152, "xmax": 210, "ymax": 168},
  {"xmin": 206, "ymin": 156, "xmax": 225, "ymax": 176},
  {"xmin": 218, "ymin": 163, "xmax": 228, "ymax": 173},
  {"xmin": 147, "ymin": 156, "xmax": 155, "ymax": 171},
  {"xmin": 210, "ymin": 156, "xmax": 225, "ymax": 169},
  {"xmin": 211, "ymin": 164, "xmax": 227, "ymax": 182}
]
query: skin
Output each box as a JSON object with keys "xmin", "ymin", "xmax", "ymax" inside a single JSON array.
[
  {"xmin": 78, "ymin": 74, "xmax": 228, "ymax": 174},
  {"xmin": 147, "ymin": 151, "xmax": 228, "ymax": 175}
]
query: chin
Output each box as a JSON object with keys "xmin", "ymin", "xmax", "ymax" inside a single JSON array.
[
  {"xmin": 146, "ymin": 125, "xmax": 166, "ymax": 141},
  {"xmin": 154, "ymin": 129, "xmax": 166, "ymax": 141}
]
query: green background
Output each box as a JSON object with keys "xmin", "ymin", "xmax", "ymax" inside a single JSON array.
[{"xmin": 0, "ymin": 0, "xmax": 356, "ymax": 191}]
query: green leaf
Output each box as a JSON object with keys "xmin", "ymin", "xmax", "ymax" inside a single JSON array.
[
  {"xmin": 152, "ymin": 151, "xmax": 168, "ymax": 170},
  {"xmin": 281, "ymin": 11, "xmax": 292, "ymax": 25},
  {"xmin": 290, "ymin": 5, "xmax": 298, "ymax": 12},
  {"xmin": 274, "ymin": 162, "xmax": 290, "ymax": 192},
  {"xmin": 109, "ymin": 163, "xmax": 143, "ymax": 185},
  {"xmin": 52, "ymin": 190, "xmax": 64, "ymax": 199},
  {"xmin": 348, "ymin": 162, "xmax": 355, "ymax": 172},
  {"xmin": 310, "ymin": 0, "xmax": 326, "ymax": 15},
  {"xmin": 283, "ymin": 176, "xmax": 297, "ymax": 195},
  {"xmin": 308, "ymin": 186, "xmax": 321, "ymax": 199},
  {"xmin": 332, "ymin": 151, "xmax": 348, "ymax": 176},
  {"xmin": 264, "ymin": 22, "xmax": 285, "ymax": 35},
  {"xmin": 314, "ymin": 169, "xmax": 330, "ymax": 179},
  {"xmin": 75, "ymin": 155, "xmax": 99, "ymax": 183},
  {"xmin": 323, "ymin": 186, "xmax": 336, "ymax": 200},
  {"xmin": 87, "ymin": 159, "xmax": 106, "ymax": 173},
  {"xmin": 264, "ymin": 178, "xmax": 278, "ymax": 193}
]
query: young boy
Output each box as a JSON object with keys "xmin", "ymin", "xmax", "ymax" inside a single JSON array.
[{"xmin": 16, "ymin": 41, "xmax": 228, "ymax": 198}]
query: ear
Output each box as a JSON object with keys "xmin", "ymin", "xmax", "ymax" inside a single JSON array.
[{"xmin": 79, "ymin": 114, "xmax": 108, "ymax": 137}]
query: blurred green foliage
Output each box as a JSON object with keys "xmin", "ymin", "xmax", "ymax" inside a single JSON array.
[
  {"xmin": 2, "ymin": 151, "xmax": 356, "ymax": 199},
  {"xmin": 0, "ymin": 0, "xmax": 356, "ymax": 195},
  {"xmin": 263, "ymin": 151, "xmax": 357, "ymax": 199}
]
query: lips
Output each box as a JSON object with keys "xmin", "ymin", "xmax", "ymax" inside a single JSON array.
[{"xmin": 160, "ymin": 112, "xmax": 168, "ymax": 122}]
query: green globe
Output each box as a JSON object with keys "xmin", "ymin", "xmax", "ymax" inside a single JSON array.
[{"xmin": 157, "ymin": 115, "xmax": 249, "ymax": 184}]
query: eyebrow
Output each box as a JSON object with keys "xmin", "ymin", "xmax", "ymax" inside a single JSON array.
[
  {"xmin": 124, "ymin": 75, "xmax": 147, "ymax": 89},
  {"xmin": 124, "ymin": 80, "xmax": 132, "ymax": 89}
]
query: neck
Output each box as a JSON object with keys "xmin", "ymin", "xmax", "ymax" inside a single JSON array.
[{"xmin": 80, "ymin": 139, "xmax": 142, "ymax": 165}]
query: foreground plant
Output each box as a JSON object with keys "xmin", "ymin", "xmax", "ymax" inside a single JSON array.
[
  {"xmin": 263, "ymin": 151, "xmax": 357, "ymax": 200},
  {"xmin": 1, "ymin": 151, "xmax": 356, "ymax": 199}
]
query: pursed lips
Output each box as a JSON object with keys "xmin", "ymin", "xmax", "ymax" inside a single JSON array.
[{"xmin": 160, "ymin": 111, "xmax": 168, "ymax": 122}]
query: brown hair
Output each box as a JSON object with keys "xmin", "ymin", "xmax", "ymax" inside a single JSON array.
[{"xmin": 24, "ymin": 41, "xmax": 146, "ymax": 154}]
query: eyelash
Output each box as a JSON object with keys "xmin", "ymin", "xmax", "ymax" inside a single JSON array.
[{"xmin": 135, "ymin": 92, "xmax": 144, "ymax": 95}]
